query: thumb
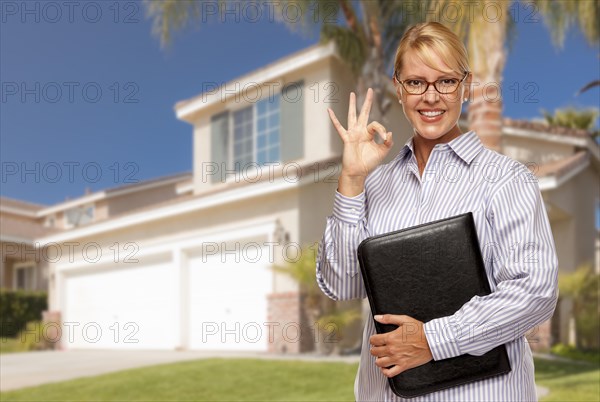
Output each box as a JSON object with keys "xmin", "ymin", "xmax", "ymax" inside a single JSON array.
[{"xmin": 374, "ymin": 314, "xmax": 409, "ymax": 325}]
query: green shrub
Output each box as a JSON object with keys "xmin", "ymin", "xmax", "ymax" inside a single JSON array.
[
  {"xmin": 0, "ymin": 289, "xmax": 48, "ymax": 338},
  {"xmin": 551, "ymin": 343, "xmax": 600, "ymax": 364},
  {"xmin": 558, "ymin": 264, "xmax": 600, "ymax": 349},
  {"xmin": 15, "ymin": 320, "xmax": 55, "ymax": 351}
]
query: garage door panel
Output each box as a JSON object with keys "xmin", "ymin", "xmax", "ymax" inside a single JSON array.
[
  {"xmin": 189, "ymin": 247, "xmax": 272, "ymax": 351},
  {"xmin": 63, "ymin": 258, "xmax": 178, "ymax": 350}
]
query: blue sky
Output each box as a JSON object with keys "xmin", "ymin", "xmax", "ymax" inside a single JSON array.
[{"xmin": 1, "ymin": 0, "xmax": 599, "ymax": 206}]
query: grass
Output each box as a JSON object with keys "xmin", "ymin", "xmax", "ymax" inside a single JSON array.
[
  {"xmin": 0, "ymin": 356, "xmax": 598, "ymax": 401},
  {"xmin": 535, "ymin": 357, "xmax": 600, "ymax": 401},
  {"xmin": 0, "ymin": 358, "xmax": 357, "ymax": 401}
]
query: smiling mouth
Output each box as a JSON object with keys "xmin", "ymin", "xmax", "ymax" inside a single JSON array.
[{"xmin": 419, "ymin": 110, "xmax": 445, "ymax": 117}]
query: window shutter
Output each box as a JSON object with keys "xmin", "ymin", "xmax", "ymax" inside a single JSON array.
[
  {"xmin": 210, "ymin": 111, "xmax": 229, "ymax": 183},
  {"xmin": 280, "ymin": 80, "xmax": 304, "ymax": 163}
]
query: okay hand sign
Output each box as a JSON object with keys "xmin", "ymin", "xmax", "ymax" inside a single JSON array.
[{"xmin": 327, "ymin": 88, "xmax": 393, "ymax": 196}]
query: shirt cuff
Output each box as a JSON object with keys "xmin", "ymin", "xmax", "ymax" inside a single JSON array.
[
  {"xmin": 423, "ymin": 316, "xmax": 462, "ymax": 361},
  {"xmin": 332, "ymin": 190, "xmax": 366, "ymax": 225}
]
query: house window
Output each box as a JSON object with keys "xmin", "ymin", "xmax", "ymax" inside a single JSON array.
[
  {"xmin": 256, "ymin": 96, "xmax": 280, "ymax": 165},
  {"xmin": 231, "ymin": 95, "xmax": 280, "ymax": 171},
  {"xmin": 233, "ymin": 106, "xmax": 254, "ymax": 168},
  {"xmin": 44, "ymin": 215, "xmax": 56, "ymax": 228},
  {"xmin": 64, "ymin": 203, "xmax": 94, "ymax": 228},
  {"xmin": 14, "ymin": 262, "xmax": 36, "ymax": 291}
]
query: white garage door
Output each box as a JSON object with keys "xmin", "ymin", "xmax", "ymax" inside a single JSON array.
[
  {"xmin": 62, "ymin": 256, "xmax": 178, "ymax": 350},
  {"xmin": 189, "ymin": 244, "xmax": 273, "ymax": 351}
]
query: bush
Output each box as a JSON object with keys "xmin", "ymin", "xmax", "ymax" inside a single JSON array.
[
  {"xmin": 551, "ymin": 343, "xmax": 600, "ymax": 364},
  {"xmin": 0, "ymin": 289, "xmax": 48, "ymax": 338},
  {"xmin": 14, "ymin": 320, "xmax": 56, "ymax": 351}
]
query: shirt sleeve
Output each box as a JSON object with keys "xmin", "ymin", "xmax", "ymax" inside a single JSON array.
[
  {"xmin": 315, "ymin": 190, "xmax": 369, "ymax": 301},
  {"xmin": 423, "ymin": 168, "xmax": 559, "ymax": 361}
]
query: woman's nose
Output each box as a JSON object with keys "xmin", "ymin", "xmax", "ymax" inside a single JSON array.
[{"xmin": 423, "ymin": 85, "xmax": 439, "ymax": 103}]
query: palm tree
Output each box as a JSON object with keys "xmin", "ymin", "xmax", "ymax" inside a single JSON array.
[
  {"xmin": 144, "ymin": 0, "xmax": 598, "ymax": 151},
  {"xmin": 404, "ymin": 0, "xmax": 600, "ymax": 151},
  {"xmin": 144, "ymin": 0, "xmax": 599, "ymax": 350},
  {"xmin": 143, "ymin": 0, "xmax": 422, "ymax": 128},
  {"xmin": 272, "ymin": 245, "xmax": 361, "ymax": 354},
  {"xmin": 541, "ymin": 106, "xmax": 599, "ymax": 131}
]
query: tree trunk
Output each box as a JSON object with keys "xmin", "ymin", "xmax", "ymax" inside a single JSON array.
[
  {"xmin": 356, "ymin": 49, "xmax": 389, "ymax": 136},
  {"xmin": 467, "ymin": 8, "xmax": 507, "ymax": 152}
]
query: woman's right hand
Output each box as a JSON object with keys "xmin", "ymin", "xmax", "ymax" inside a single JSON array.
[{"xmin": 327, "ymin": 88, "xmax": 394, "ymax": 197}]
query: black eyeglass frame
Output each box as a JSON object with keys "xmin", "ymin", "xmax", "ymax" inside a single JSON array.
[{"xmin": 393, "ymin": 71, "xmax": 470, "ymax": 95}]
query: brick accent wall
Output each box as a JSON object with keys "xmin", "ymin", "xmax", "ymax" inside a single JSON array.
[{"xmin": 266, "ymin": 291, "xmax": 314, "ymax": 354}]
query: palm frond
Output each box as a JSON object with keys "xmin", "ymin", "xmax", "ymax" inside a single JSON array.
[
  {"xmin": 320, "ymin": 25, "xmax": 367, "ymax": 75},
  {"xmin": 577, "ymin": 80, "xmax": 600, "ymax": 96},
  {"xmin": 143, "ymin": 0, "xmax": 204, "ymax": 48},
  {"xmin": 540, "ymin": 106, "xmax": 600, "ymax": 131},
  {"xmin": 533, "ymin": 0, "xmax": 600, "ymax": 49},
  {"xmin": 268, "ymin": 0, "xmax": 341, "ymax": 38},
  {"xmin": 380, "ymin": 0, "xmax": 420, "ymax": 72}
]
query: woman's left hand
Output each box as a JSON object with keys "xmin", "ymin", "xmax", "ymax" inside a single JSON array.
[{"xmin": 369, "ymin": 314, "xmax": 434, "ymax": 378}]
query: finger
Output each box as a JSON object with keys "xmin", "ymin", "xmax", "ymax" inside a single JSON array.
[
  {"xmin": 382, "ymin": 131, "xmax": 394, "ymax": 148},
  {"xmin": 327, "ymin": 108, "xmax": 347, "ymax": 139},
  {"xmin": 381, "ymin": 364, "xmax": 405, "ymax": 378},
  {"xmin": 357, "ymin": 88, "xmax": 373, "ymax": 126},
  {"xmin": 369, "ymin": 345, "xmax": 387, "ymax": 357},
  {"xmin": 369, "ymin": 333, "xmax": 387, "ymax": 347},
  {"xmin": 367, "ymin": 121, "xmax": 388, "ymax": 141},
  {"xmin": 348, "ymin": 92, "xmax": 357, "ymax": 127},
  {"xmin": 374, "ymin": 314, "xmax": 411, "ymax": 326},
  {"xmin": 374, "ymin": 356, "xmax": 394, "ymax": 368}
]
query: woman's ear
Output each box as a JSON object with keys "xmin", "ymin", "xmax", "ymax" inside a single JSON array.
[{"xmin": 463, "ymin": 72, "xmax": 473, "ymax": 102}]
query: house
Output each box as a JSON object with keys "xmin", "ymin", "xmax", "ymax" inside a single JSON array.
[
  {"xmin": 1, "ymin": 42, "xmax": 598, "ymax": 353},
  {"xmin": 0, "ymin": 172, "xmax": 192, "ymax": 292}
]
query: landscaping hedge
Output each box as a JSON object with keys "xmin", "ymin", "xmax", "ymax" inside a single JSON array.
[{"xmin": 0, "ymin": 289, "xmax": 48, "ymax": 338}]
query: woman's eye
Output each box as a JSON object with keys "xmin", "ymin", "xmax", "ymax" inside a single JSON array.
[
  {"xmin": 441, "ymin": 79, "xmax": 458, "ymax": 85},
  {"xmin": 407, "ymin": 80, "xmax": 423, "ymax": 87}
]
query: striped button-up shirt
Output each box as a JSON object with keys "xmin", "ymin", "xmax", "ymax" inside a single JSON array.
[{"xmin": 316, "ymin": 130, "xmax": 558, "ymax": 401}]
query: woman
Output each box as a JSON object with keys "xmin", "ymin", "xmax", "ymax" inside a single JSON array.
[{"xmin": 316, "ymin": 21, "xmax": 558, "ymax": 401}]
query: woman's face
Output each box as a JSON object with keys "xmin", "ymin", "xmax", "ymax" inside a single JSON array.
[{"xmin": 396, "ymin": 48, "xmax": 471, "ymax": 142}]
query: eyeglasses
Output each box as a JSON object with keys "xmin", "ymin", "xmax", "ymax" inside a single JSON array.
[{"xmin": 394, "ymin": 71, "xmax": 469, "ymax": 95}]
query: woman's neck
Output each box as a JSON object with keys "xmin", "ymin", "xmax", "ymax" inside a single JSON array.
[{"xmin": 412, "ymin": 126, "xmax": 463, "ymax": 175}]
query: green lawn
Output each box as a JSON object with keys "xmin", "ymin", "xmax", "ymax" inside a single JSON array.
[
  {"xmin": 0, "ymin": 356, "xmax": 598, "ymax": 401},
  {"xmin": 536, "ymin": 357, "xmax": 600, "ymax": 401},
  {"xmin": 0, "ymin": 358, "xmax": 357, "ymax": 401}
]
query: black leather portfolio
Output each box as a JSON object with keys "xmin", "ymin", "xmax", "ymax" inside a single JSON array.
[{"xmin": 357, "ymin": 212, "xmax": 511, "ymax": 398}]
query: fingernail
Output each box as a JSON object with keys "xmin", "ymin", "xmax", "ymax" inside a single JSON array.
[{"xmin": 374, "ymin": 315, "xmax": 383, "ymax": 321}]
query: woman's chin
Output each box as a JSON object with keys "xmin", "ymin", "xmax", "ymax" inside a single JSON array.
[{"xmin": 412, "ymin": 120, "xmax": 462, "ymax": 142}]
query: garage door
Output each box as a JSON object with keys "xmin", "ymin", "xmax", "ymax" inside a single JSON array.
[
  {"xmin": 188, "ymin": 244, "xmax": 273, "ymax": 351},
  {"xmin": 62, "ymin": 255, "xmax": 178, "ymax": 350}
]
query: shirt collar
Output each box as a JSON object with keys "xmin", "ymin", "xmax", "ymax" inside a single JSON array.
[{"xmin": 396, "ymin": 130, "xmax": 484, "ymax": 165}]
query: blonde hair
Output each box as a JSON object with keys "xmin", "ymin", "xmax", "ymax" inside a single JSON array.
[{"xmin": 394, "ymin": 22, "xmax": 470, "ymax": 79}]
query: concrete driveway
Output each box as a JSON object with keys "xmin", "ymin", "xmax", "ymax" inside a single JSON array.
[{"xmin": 0, "ymin": 349, "xmax": 359, "ymax": 392}]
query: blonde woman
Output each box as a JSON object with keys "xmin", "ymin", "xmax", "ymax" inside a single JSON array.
[{"xmin": 317, "ymin": 21, "xmax": 558, "ymax": 401}]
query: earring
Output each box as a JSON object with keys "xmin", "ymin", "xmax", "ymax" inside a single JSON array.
[{"xmin": 398, "ymin": 99, "xmax": 402, "ymax": 104}]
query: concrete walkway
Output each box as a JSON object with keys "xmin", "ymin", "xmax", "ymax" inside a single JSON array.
[{"xmin": 0, "ymin": 349, "xmax": 358, "ymax": 392}]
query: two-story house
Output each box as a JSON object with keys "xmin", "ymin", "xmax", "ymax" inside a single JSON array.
[{"xmin": 2, "ymin": 42, "xmax": 598, "ymax": 353}]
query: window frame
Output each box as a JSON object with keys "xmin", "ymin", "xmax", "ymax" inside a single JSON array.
[
  {"xmin": 63, "ymin": 203, "xmax": 95, "ymax": 229},
  {"xmin": 13, "ymin": 261, "xmax": 37, "ymax": 291},
  {"xmin": 225, "ymin": 94, "xmax": 281, "ymax": 180}
]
